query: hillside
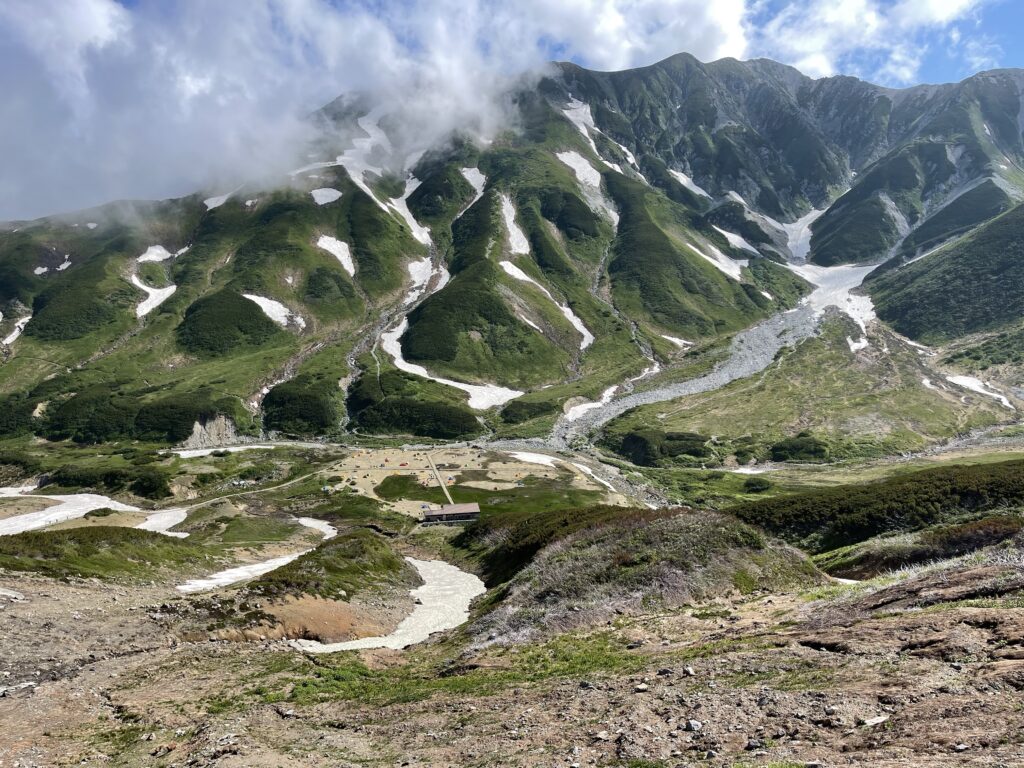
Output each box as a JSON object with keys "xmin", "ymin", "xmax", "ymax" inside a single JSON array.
[{"xmin": 869, "ymin": 202, "xmax": 1024, "ymax": 343}]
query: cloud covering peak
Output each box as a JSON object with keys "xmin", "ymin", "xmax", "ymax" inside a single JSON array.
[{"xmin": 0, "ymin": 0, "xmax": 1003, "ymax": 220}]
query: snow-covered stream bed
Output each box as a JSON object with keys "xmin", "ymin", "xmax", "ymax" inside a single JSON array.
[
  {"xmin": 291, "ymin": 558, "xmax": 485, "ymax": 652},
  {"xmin": 176, "ymin": 516, "xmax": 337, "ymax": 594},
  {"xmin": 0, "ymin": 486, "xmax": 188, "ymax": 538}
]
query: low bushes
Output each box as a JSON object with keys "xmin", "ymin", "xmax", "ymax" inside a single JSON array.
[{"xmin": 730, "ymin": 459, "xmax": 1024, "ymax": 552}]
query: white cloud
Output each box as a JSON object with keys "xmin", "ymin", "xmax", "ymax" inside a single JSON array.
[
  {"xmin": 0, "ymin": 0, "xmax": 1005, "ymax": 220},
  {"xmin": 752, "ymin": 0, "xmax": 993, "ymax": 83}
]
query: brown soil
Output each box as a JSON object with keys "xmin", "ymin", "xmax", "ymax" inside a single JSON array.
[{"xmin": 2, "ymin": 559, "xmax": 1022, "ymax": 767}]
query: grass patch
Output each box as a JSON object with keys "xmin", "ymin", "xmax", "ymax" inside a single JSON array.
[{"xmin": 0, "ymin": 527, "xmax": 210, "ymax": 580}]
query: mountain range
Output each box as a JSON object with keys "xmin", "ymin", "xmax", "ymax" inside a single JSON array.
[{"xmin": 1, "ymin": 51, "xmax": 1022, "ymax": 463}]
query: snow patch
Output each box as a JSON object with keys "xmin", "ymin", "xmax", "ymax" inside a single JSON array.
[
  {"xmin": 177, "ymin": 517, "xmax": 335, "ymax": 593},
  {"xmin": 570, "ymin": 462, "xmax": 616, "ymax": 492},
  {"xmin": 847, "ymin": 336, "xmax": 869, "ymax": 352},
  {"xmin": 668, "ymin": 170, "xmax": 711, "ymax": 198},
  {"xmin": 56, "ymin": 257, "xmax": 71, "ymax": 271},
  {"xmin": 2, "ymin": 316, "xmax": 31, "ymax": 345},
  {"xmin": 243, "ymin": 294, "xmax": 305, "ymax": 330},
  {"xmin": 499, "ymin": 261, "xmax": 594, "ymax": 350},
  {"xmin": 381, "ymin": 319, "xmax": 522, "ymax": 409},
  {"xmin": 565, "ymin": 385, "xmax": 618, "ymax": 422},
  {"xmin": 460, "ymin": 167, "xmax": 487, "ymax": 210},
  {"xmin": 172, "ymin": 445, "xmax": 275, "ymax": 459},
  {"xmin": 33, "ymin": 266, "xmax": 48, "ymax": 275},
  {"xmin": 556, "ymin": 150, "xmax": 602, "ymax": 187},
  {"xmin": 204, "ymin": 192, "xmax": 232, "ymax": 210},
  {"xmin": 922, "ymin": 377, "xmax": 937, "ymax": 390},
  {"xmin": 555, "ymin": 150, "xmax": 619, "ymax": 226},
  {"xmin": 500, "ymin": 194, "xmax": 530, "ymax": 254},
  {"xmin": 86, "ymin": 222, "xmax": 97, "ymax": 229},
  {"xmin": 712, "ymin": 225, "xmax": 760, "ymax": 255},
  {"xmin": 131, "ymin": 274, "xmax": 176, "ymax": 318},
  {"xmin": 316, "ymin": 235, "xmax": 355, "ymax": 277},
  {"xmin": 946, "ymin": 375, "xmax": 1015, "ymax": 410},
  {"xmin": 137, "ymin": 508, "xmax": 189, "ymax": 538},
  {"xmin": 310, "ymin": 187, "xmax": 342, "ymax": 205},
  {"xmin": 686, "ymin": 242, "xmax": 746, "ymax": 281},
  {"xmin": 661, "ymin": 335, "xmax": 693, "ymax": 348},
  {"xmin": 561, "ymin": 98, "xmax": 602, "ymax": 156},
  {"xmin": 508, "ymin": 451, "xmax": 560, "ymax": 468},
  {"xmin": 0, "ymin": 488, "xmax": 138, "ymax": 536},
  {"xmin": 388, "ymin": 177, "xmax": 432, "ymax": 245},
  {"xmin": 290, "ymin": 558, "xmax": 485, "ymax": 652}
]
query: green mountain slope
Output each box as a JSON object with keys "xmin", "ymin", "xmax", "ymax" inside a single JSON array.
[{"xmin": 869, "ymin": 203, "xmax": 1024, "ymax": 343}]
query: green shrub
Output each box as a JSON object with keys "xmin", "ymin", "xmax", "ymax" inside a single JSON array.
[
  {"xmin": 176, "ymin": 289, "xmax": 280, "ymax": 355},
  {"xmin": 501, "ymin": 399, "xmax": 558, "ymax": 424},
  {"xmin": 730, "ymin": 459, "xmax": 1024, "ymax": 551},
  {"xmin": 769, "ymin": 432, "xmax": 829, "ymax": 462},
  {"xmin": 742, "ymin": 476, "xmax": 772, "ymax": 493},
  {"xmin": 263, "ymin": 375, "xmax": 339, "ymax": 435}
]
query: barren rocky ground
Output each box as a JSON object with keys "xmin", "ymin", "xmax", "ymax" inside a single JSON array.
[{"xmin": 2, "ymin": 554, "xmax": 1022, "ymax": 768}]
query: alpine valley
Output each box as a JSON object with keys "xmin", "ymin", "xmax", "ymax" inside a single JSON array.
[{"xmin": 3, "ymin": 52, "xmax": 1024, "ymax": 768}]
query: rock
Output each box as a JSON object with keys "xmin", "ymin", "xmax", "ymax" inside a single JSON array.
[
  {"xmin": 634, "ymin": 683, "xmax": 649, "ymax": 693},
  {"xmin": 955, "ymin": 744, "xmax": 969, "ymax": 752},
  {"xmin": 858, "ymin": 714, "xmax": 889, "ymax": 727},
  {"xmin": 594, "ymin": 730, "xmax": 611, "ymax": 742},
  {"xmin": 746, "ymin": 738, "xmax": 762, "ymax": 750},
  {"xmin": 685, "ymin": 719, "xmax": 703, "ymax": 732},
  {"xmin": 684, "ymin": 666, "xmax": 696, "ymax": 677}
]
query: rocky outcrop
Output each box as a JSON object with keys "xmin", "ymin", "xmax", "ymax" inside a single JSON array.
[{"xmin": 178, "ymin": 414, "xmax": 247, "ymax": 450}]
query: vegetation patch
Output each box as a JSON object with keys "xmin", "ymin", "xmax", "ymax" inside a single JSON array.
[
  {"xmin": 730, "ymin": 459, "xmax": 1024, "ymax": 552},
  {"xmin": 0, "ymin": 527, "xmax": 208, "ymax": 580}
]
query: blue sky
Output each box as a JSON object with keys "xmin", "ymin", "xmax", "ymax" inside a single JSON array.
[{"xmin": 1, "ymin": 0, "xmax": 1022, "ymax": 219}]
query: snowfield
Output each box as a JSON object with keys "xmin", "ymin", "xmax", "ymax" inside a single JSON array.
[
  {"xmin": 242, "ymin": 294, "xmax": 305, "ymax": 330},
  {"xmin": 138, "ymin": 245, "xmax": 172, "ymax": 263},
  {"xmin": 381, "ymin": 318, "xmax": 523, "ymax": 409},
  {"xmin": 0, "ymin": 488, "xmax": 137, "ymax": 536},
  {"xmin": 508, "ymin": 451, "xmax": 560, "ymax": 468},
  {"xmin": 661, "ymin": 335, "xmax": 693, "ymax": 347},
  {"xmin": 177, "ymin": 517, "xmax": 336, "ymax": 593},
  {"xmin": 316, "ymin": 235, "xmax": 355, "ymax": 277},
  {"xmin": 767, "ymin": 208, "xmax": 826, "ymax": 262},
  {"xmin": 334, "ymin": 108, "xmax": 393, "ymax": 212},
  {"xmin": 712, "ymin": 225, "xmax": 760, "ymax": 255},
  {"xmin": 687, "ymin": 242, "xmax": 746, "ymax": 281},
  {"xmin": 668, "ymin": 169, "xmax": 711, "ymax": 198},
  {"xmin": 556, "ymin": 150, "xmax": 602, "ymax": 187},
  {"xmin": 499, "ymin": 260, "xmax": 594, "ymax": 350},
  {"xmin": 172, "ymin": 445, "xmax": 275, "ymax": 459},
  {"xmin": 388, "ymin": 178, "xmax": 432, "ymax": 245},
  {"xmin": 2, "ymin": 316, "xmax": 31, "ymax": 346},
  {"xmin": 460, "ymin": 167, "xmax": 487, "ymax": 210},
  {"xmin": 310, "ymin": 187, "xmax": 342, "ymax": 205},
  {"xmin": 131, "ymin": 274, "xmax": 176, "ymax": 318},
  {"xmin": 136, "ymin": 508, "xmax": 189, "ymax": 538},
  {"xmin": 291, "ymin": 558, "xmax": 485, "ymax": 653},
  {"xmin": 786, "ymin": 262, "xmax": 877, "ymax": 343},
  {"xmin": 500, "ymin": 194, "xmax": 530, "ymax": 254},
  {"xmin": 555, "ymin": 150, "xmax": 619, "ymax": 226},
  {"xmin": 565, "ymin": 385, "xmax": 618, "ymax": 421},
  {"xmin": 946, "ymin": 375, "xmax": 1015, "ymax": 410}
]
